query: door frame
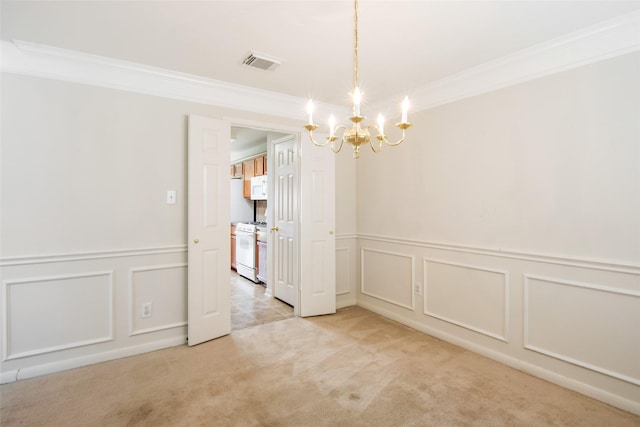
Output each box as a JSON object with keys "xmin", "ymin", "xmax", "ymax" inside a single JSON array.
[{"xmin": 224, "ymin": 116, "xmax": 303, "ymax": 315}]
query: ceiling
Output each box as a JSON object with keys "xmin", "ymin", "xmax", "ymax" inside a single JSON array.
[
  {"xmin": 230, "ymin": 126, "xmax": 290, "ymax": 161},
  {"xmin": 3, "ymin": 0, "xmax": 640, "ymax": 109}
]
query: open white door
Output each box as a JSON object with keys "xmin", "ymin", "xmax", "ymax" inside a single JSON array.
[
  {"xmin": 271, "ymin": 135, "xmax": 298, "ymax": 307},
  {"xmin": 299, "ymin": 132, "xmax": 336, "ymax": 317},
  {"xmin": 187, "ymin": 115, "xmax": 231, "ymax": 346}
]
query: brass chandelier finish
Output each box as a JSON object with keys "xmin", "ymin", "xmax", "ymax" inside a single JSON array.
[{"xmin": 304, "ymin": 0, "xmax": 412, "ymax": 159}]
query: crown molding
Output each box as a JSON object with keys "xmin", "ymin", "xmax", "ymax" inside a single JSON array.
[
  {"xmin": 1, "ymin": 39, "xmax": 318, "ymax": 120},
  {"xmin": 373, "ymin": 9, "xmax": 640, "ymax": 113},
  {"xmin": 2, "ymin": 9, "xmax": 639, "ymax": 117}
]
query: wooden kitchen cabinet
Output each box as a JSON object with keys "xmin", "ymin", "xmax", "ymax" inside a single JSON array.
[
  {"xmin": 230, "ymin": 163, "xmax": 243, "ymax": 178},
  {"xmin": 254, "ymin": 156, "xmax": 265, "ymax": 176},
  {"xmin": 241, "ymin": 154, "xmax": 267, "ymax": 198},
  {"xmin": 242, "ymin": 159, "xmax": 255, "ymax": 198}
]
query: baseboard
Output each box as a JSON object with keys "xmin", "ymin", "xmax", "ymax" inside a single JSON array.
[
  {"xmin": 337, "ymin": 296, "xmax": 357, "ymax": 310},
  {"xmin": 0, "ymin": 336, "xmax": 187, "ymax": 384},
  {"xmin": 356, "ymin": 300, "xmax": 640, "ymax": 416}
]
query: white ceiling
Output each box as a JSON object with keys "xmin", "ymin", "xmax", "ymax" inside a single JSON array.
[
  {"xmin": 3, "ymin": 0, "xmax": 640, "ymax": 109},
  {"xmin": 230, "ymin": 126, "xmax": 290, "ymax": 161}
]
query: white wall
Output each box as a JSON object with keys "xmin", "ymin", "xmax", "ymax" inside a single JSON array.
[
  {"xmin": 0, "ymin": 73, "xmax": 339, "ymax": 381},
  {"xmin": 355, "ymin": 52, "xmax": 640, "ymax": 413},
  {"xmin": 2, "ymin": 35, "xmax": 636, "ymax": 416}
]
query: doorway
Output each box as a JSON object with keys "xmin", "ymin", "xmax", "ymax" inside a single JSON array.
[
  {"xmin": 188, "ymin": 115, "xmax": 336, "ymax": 345},
  {"xmin": 230, "ymin": 125, "xmax": 294, "ymax": 331},
  {"xmin": 230, "ymin": 270, "xmax": 293, "ymax": 331}
]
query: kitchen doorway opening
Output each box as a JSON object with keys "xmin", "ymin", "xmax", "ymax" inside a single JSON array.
[
  {"xmin": 230, "ymin": 270, "xmax": 293, "ymax": 331},
  {"xmin": 229, "ymin": 125, "xmax": 294, "ymax": 331}
]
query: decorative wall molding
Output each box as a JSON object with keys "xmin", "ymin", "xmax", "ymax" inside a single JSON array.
[
  {"xmin": 356, "ymin": 298, "xmax": 640, "ymax": 416},
  {"xmin": 361, "ymin": 248, "xmax": 415, "ymax": 310},
  {"xmin": 524, "ymin": 274, "xmax": 640, "ymax": 386},
  {"xmin": 129, "ymin": 263, "xmax": 188, "ymax": 336},
  {"xmin": 358, "ymin": 234, "xmax": 640, "ymax": 413},
  {"xmin": 2, "ymin": 271, "xmax": 114, "ymax": 361},
  {"xmin": 373, "ymin": 9, "xmax": 640, "ymax": 112},
  {"xmin": 1, "ymin": 39, "xmax": 311, "ymax": 120},
  {"xmin": 423, "ymin": 258, "xmax": 510, "ymax": 343},
  {"xmin": 0, "ymin": 245, "xmax": 187, "ymax": 267},
  {"xmin": 335, "ymin": 247, "xmax": 352, "ymax": 296},
  {"xmin": 336, "ymin": 234, "xmax": 358, "ymax": 241},
  {"xmin": 357, "ymin": 233, "xmax": 640, "ymax": 275},
  {"xmin": 3, "ymin": 10, "xmax": 638, "ymax": 117}
]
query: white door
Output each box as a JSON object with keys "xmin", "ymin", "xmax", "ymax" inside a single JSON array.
[
  {"xmin": 299, "ymin": 132, "xmax": 336, "ymax": 317},
  {"xmin": 187, "ymin": 115, "xmax": 231, "ymax": 346},
  {"xmin": 271, "ymin": 135, "xmax": 297, "ymax": 306}
]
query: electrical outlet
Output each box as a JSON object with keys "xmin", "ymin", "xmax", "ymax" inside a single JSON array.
[
  {"xmin": 414, "ymin": 282, "xmax": 422, "ymax": 296},
  {"xmin": 141, "ymin": 302, "xmax": 152, "ymax": 318},
  {"xmin": 166, "ymin": 190, "xmax": 177, "ymax": 204}
]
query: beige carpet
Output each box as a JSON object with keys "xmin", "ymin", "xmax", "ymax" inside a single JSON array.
[{"xmin": 1, "ymin": 306, "xmax": 638, "ymax": 426}]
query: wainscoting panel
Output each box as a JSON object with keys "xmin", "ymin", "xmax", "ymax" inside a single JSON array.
[
  {"xmin": 524, "ymin": 274, "xmax": 640, "ymax": 385},
  {"xmin": 129, "ymin": 264, "xmax": 187, "ymax": 336},
  {"xmin": 3, "ymin": 271, "xmax": 114, "ymax": 360},
  {"xmin": 361, "ymin": 248, "xmax": 414, "ymax": 310},
  {"xmin": 336, "ymin": 247, "xmax": 351, "ymax": 296},
  {"xmin": 0, "ymin": 247, "xmax": 188, "ymax": 383},
  {"xmin": 336, "ymin": 236, "xmax": 357, "ymax": 308},
  {"xmin": 424, "ymin": 259, "xmax": 509, "ymax": 342},
  {"xmin": 356, "ymin": 234, "xmax": 640, "ymax": 414}
]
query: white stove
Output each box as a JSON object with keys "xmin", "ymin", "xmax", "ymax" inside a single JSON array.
[
  {"xmin": 235, "ymin": 222, "xmax": 258, "ymax": 282},
  {"xmin": 235, "ymin": 222, "xmax": 267, "ymax": 283}
]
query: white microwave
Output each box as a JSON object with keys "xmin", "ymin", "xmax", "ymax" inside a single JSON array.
[{"xmin": 250, "ymin": 175, "xmax": 268, "ymax": 200}]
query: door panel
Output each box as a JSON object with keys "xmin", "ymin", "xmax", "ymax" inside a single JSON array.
[
  {"xmin": 299, "ymin": 132, "xmax": 336, "ymax": 317},
  {"xmin": 187, "ymin": 115, "xmax": 231, "ymax": 346},
  {"xmin": 272, "ymin": 135, "xmax": 297, "ymax": 306}
]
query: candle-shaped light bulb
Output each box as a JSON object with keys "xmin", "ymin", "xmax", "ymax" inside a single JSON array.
[
  {"xmin": 401, "ymin": 96, "xmax": 409, "ymax": 123},
  {"xmin": 306, "ymin": 100, "xmax": 314, "ymax": 125},
  {"xmin": 377, "ymin": 113, "xmax": 385, "ymax": 135},
  {"xmin": 353, "ymin": 87, "xmax": 361, "ymax": 116},
  {"xmin": 329, "ymin": 115, "xmax": 336, "ymax": 137}
]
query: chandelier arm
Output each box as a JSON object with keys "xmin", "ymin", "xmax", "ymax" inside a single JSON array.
[
  {"xmin": 364, "ymin": 123, "xmax": 380, "ymax": 136},
  {"xmin": 369, "ymin": 135, "xmax": 382, "ymax": 153},
  {"xmin": 330, "ymin": 136, "xmax": 346, "ymax": 154},
  {"xmin": 381, "ymin": 130, "xmax": 407, "ymax": 147},
  {"xmin": 307, "ymin": 130, "xmax": 331, "ymax": 147},
  {"xmin": 329, "ymin": 124, "xmax": 350, "ymax": 153},
  {"xmin": 335, "ymin": 124, "xmax": 350, "ymax": 134}
]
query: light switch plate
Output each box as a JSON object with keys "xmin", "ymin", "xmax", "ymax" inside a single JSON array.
[{"xmin": 166, "ymin": 190, "xmax": 177, "ymax": 204}]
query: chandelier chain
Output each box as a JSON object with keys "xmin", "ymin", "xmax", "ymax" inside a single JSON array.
[
  {"xmin": 304, "ymin": 0, "xmax": 412, "ymax": 159},
  {"xmin": 354, "ymin": 0, "xmax": 359, "ymax": 89}
]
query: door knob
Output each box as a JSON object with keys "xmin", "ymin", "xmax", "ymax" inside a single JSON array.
[
  {"xmin": 194, "ymin": 238, "xmax": 199, "ymax": 244},
  {"xmin": 270, "ymin": 226, "xmax": 279, "ymax": 232}
]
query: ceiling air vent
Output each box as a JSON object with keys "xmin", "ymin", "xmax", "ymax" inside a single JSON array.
[{"xmin": 242, "ymin": 50, "xmax": 284, "ymax": 71}]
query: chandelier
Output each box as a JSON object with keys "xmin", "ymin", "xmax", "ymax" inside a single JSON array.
[{"xmin": 304, "ymin": 0, "xmax": 412, "ymax": 159}]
